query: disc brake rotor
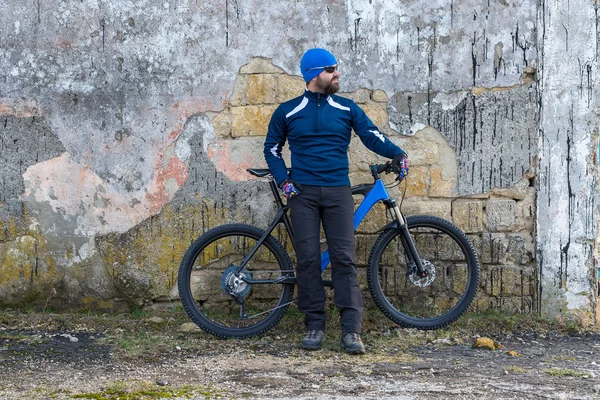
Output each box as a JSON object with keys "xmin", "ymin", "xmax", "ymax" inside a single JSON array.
[
  {"xmin": 409, "ymin": 259, "xmax": 436, "ymax": 287},
  {"xmin": 221, "ymin": 265, "xmax": 252, "ymax": 298}
]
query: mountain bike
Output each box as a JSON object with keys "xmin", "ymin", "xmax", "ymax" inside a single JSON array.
[{"xmin": 178, "ymin": 163, "xmax": 480, "ymax": 338}]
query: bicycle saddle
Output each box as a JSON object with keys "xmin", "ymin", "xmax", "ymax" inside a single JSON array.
[
  {"xmin": 246, "ymin": 168, "xmax": 292, "ymax": 178},
  {"xmin": 246, "ymin": 168, "xmax": 271, "ymax": 177}
]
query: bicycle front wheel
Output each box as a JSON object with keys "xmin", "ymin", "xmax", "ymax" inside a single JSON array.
[
  {"xmin": 367, "ymin": 215, "xmax": 479, "ymax": 329},
  {"xmin": 178, "ymin": 224, "xmax": 295, "ymax": 338}
]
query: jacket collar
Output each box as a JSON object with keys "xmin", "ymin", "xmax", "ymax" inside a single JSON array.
[{"xmin": 304, "ymin": 88, "xmax": 328, "ymax": 102}]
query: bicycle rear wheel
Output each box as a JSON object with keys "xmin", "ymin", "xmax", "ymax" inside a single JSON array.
[
  {"xmin": 178, "ymin": 223, "xmax": 295, "ymax": 338},
  {"xmin": 367, "ymin": 215, "xmax": 479, "ymax": 329}
]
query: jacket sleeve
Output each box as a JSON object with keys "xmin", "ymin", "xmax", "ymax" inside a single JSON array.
[
  {"xmin": 350, "ymin": 102, "xmax": 407, "ymax": 159},
  {"xmin": 263, "ymin": 106, "xmax": 290, "ymax": 186}
]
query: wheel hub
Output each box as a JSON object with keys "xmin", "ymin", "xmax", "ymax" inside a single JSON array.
[
  {"xmin": 409, "ymin": 259, "xmax": 436, "ymax": 287},
  {"xmin": 221, "ymin": 265, "xmax": 252, "ymax": 298}
]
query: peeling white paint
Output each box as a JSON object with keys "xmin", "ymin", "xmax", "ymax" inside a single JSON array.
[
  {"xmin": 77, "ymin": 239, "xmax": 97, "ymax": 262},
  {"xmin": 537, "ymin": 0, "xmax": 598, "ymax": 317},
  {"xmin": 200, "ymin": 116, "xmax": 216, "ymax": 153},
  {"xmin": 433, "ymin": 91, "xmax": 468, "ymax": 111},
  {"xmin": 410, "ymin": 123, "xmax": 427, "ymax": 135},
  {"xmin": 175, "ymin": 128, "xmax": 193, "ymax": 162}
]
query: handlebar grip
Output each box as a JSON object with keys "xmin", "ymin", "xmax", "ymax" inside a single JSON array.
[{"xmin": 376, "ymin": 162, "xmax": 391, "ymax": 174}]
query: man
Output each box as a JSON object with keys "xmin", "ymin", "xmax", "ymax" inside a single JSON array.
[{"xmin": 263, "ymin": 48, "xmax": 408, "ymax": 354}]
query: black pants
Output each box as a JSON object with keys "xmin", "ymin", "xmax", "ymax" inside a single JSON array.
[{"xmin": 289, "ymin": 185, "xmax": 363, "ymax": 334}]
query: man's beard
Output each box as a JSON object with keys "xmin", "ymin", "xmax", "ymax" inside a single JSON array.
[{"xmin": 315, "ymin": 75, "xmax": 339, "ymax": 95}]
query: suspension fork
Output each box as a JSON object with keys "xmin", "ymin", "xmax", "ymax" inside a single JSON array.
[{"xmin": 386, "ymin": 199, "xmax": 427, "ymax": 276}]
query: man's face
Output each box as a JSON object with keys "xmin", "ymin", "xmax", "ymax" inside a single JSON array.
[{"xmin": 314, "ymin": 66, "xmax": 340, "ymax": 95}]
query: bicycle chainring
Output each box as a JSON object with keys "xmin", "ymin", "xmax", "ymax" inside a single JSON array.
[
  {"xmin": 408, "ymin": 259, "xmax": 436, "ymax": 287},
  {"xmin": 221, "ymin": 265, "xmax": 252, "ymax": 298}
]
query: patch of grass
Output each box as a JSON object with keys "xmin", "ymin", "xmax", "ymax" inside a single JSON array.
[
  {"xmin": 543, "ymin": 367, "xmax": 584, "ymax": 378},
  {"xmin": 71, "ymin": 381, "xmax": 224, "ymax": 400},
  {"xmin": 442, "ymin": 309, "xmax": 553, "ymax": 335},
  {"xmin": 545, "ymin": 355, "xmax": 577, "ymax": 362},
  {"xmin": 429, "ymin": 308, "xmax": 599, "ymax": 338},
  {"xmin": 131, "ymin": 308, "xmax": 152, "ymax": 319},
  {"xmin": 0, "ymin": 330, "xmax": 46, "ymax": 344}
]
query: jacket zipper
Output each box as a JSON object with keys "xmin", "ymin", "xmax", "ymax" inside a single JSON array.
[{"xmin": 316, "ymin": 93, "xmax": 321, "ymax": 131}]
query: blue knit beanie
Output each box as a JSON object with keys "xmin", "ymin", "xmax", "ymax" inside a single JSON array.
[{"xmin": 300, "ymin": 48, "xmax": 337, "ymax": 83}]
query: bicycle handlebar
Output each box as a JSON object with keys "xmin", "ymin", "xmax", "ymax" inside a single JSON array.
[{"xmin": 370, "ymin": 161, "xmax": 404, "ymax": 182}]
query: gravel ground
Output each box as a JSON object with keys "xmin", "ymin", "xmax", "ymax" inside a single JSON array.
[{"xmin": 1, "ymin": 312, "xmax": 599, "ymax": 400}]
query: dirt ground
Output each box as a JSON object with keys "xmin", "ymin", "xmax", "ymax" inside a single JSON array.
[{"xmin": 1, "ymin": 310, "xmax": 599, "ymax": 400}]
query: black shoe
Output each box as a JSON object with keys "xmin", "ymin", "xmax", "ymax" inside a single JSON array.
[
  {"xmin": 340, "ymin": 333, "xmax": 366, "ymax": 354},
  {"xmin": 300, "ymin": 330, "xmax": 326, "ymax": 350}
]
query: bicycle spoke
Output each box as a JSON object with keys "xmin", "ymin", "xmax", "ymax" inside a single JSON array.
[
  {"xmin": 178, "ymin": 224, "xmax": 294, "ymax": 338},
  {"xmin": 368, "ymin": 216, "xmax": 479, "ymax": 329}
]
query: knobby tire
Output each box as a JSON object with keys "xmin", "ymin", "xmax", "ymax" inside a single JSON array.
[
  {"xmin": 178, "ymin": 224, "xmax": 294, "ymax": 338},
  {"xmin": 367, "ymin": 215, "xmax": 480, "ymax": 329}
]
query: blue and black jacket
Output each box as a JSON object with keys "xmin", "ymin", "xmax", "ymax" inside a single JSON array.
[{"xmin": 264, "ymin": 90, "xmax": 406, "ymax": 187}]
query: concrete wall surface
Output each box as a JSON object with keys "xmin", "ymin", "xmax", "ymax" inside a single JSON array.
[{"xmin": 0, "ymin": 0, "xmax": 597, "ymax": 321}]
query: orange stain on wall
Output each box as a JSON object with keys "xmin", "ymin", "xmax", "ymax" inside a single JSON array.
[{"xmin": 208, "ymin": 142, "xmax": 255, "ymax": 182}]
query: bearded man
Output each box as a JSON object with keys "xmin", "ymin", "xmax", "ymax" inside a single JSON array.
[{"xmin": 263, "ymin": 48, "xmax": 408, "ymax": 354}]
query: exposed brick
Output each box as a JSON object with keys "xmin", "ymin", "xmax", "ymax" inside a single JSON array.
[
  {"xmin": 355, "ymin": 234, "xmax": 379, "ymax": 266},
  {"xmin": 403, "ymin": 165, "xmax": 428, "ymax": 197},
  {"xmin": 515, "ymin": 189, "xmax": 536, "ymax": 231},
  {"xmin": 452, "ymin": 265, "xmax": 470, "ymax": 296},
  {"xmin": 210, "ymin": 110, "xmax": 232, "ymax": 137},
  {"xmin": 371, "ymin": 90, "xmax": 388, "ymax": 102},
  {"xmin": 229, "ymin": 75, "xmax": 248, "ymax": 106},
  {"xmin": 480, "ymin": 232, "xmax": 507, "ymax": 264},
  {"xmin": 190, "ymin": 270, "xmax": 223, "ymax": 300},
  {"xmin": 489, "ymin": 178, "xmax": 530, "ymax": 200},
  {"xmin": 399, "ymin": 199, "xmax": 452, "ymax": 219},
  {"xmin": 341, "ymin": 88, "xmax": 371, "ymax": 104},
  {"xmin": 276, "ymin": 74, "xmax": 306, "ymax": 103},
  {"xmin": 361, "ymin": 104, "xmax": 389, "ymax": 128},
  {"xmin": 355, "ymin": 201, "xmax": 388, "ymax": 234},
  {"xmin": 500, "ymin": 265, "xmax": 525, "ymax": 297},
  {"xmin": 231, "ymin": 105, "xmax": 277, "ymax": 137},
  {"xmin": 506, "ymin": 234, "xmax": 535, "ymax": 264},
  {"xmin": 485, "ymin": 267, "xmax": 502, "ymax": 296},
  {"xmin": 401, "ymin": 136, "xmax": 440, "ymax": 165},
  {"xmin": 429, "ymin": 166, "xmax": 457, "ymax": 198},
  {"xmin": 247, "ymin": 74, "xmax": 277, "ymax": 104},
  {"xmin": 485, "ymin": 199, "xmax": 517, "ymax": 232},
  {"xmin": 497, "ymin": 296, "xmax": 527, "ymax": 314},
  {"xmin": 452, "ymin": 200, "xmax": 483, "ymax": 233}
]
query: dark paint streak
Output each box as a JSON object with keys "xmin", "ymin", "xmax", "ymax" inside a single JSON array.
[
  {"xmin": 471, "ymin": 32, "xmax": 477, "ymax": 86},
  {"xmin": 100, "ymin": 19, "xmax": 105, "ymax": 52},
  {"xmin": 396, "ymin": 20, "xmax": 400, "ymax": 62},
  {"xmin": 471, "ymin": 96, "xmax": 477, "ymax": 151},
  {"xmin": 587, "ymin": 64, "xmax": 593, "ymax": 107},
  {"xmin": 427, "ymin": 51, "xmax": 434, "ymax": 126},
  {"xmin": 225, "ymin": 0, "xmax": 229, "ymax": 47},
  {"xmin": 354, "ymin": 18, "xmax": 362, "ymax": 51}
]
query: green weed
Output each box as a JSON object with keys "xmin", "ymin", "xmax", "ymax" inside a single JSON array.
[{"xmin": 543, "ymin": 368, "xmax": 584, "ymax": 378}]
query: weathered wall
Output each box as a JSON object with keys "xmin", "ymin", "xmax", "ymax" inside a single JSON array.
[
  {"xmin": 536, "ymin": 0, "xmax": 599, "ymax": 322},
  {"xmin": 0, "ymin": 1, "xmax": 596, "ymax": 319}
]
